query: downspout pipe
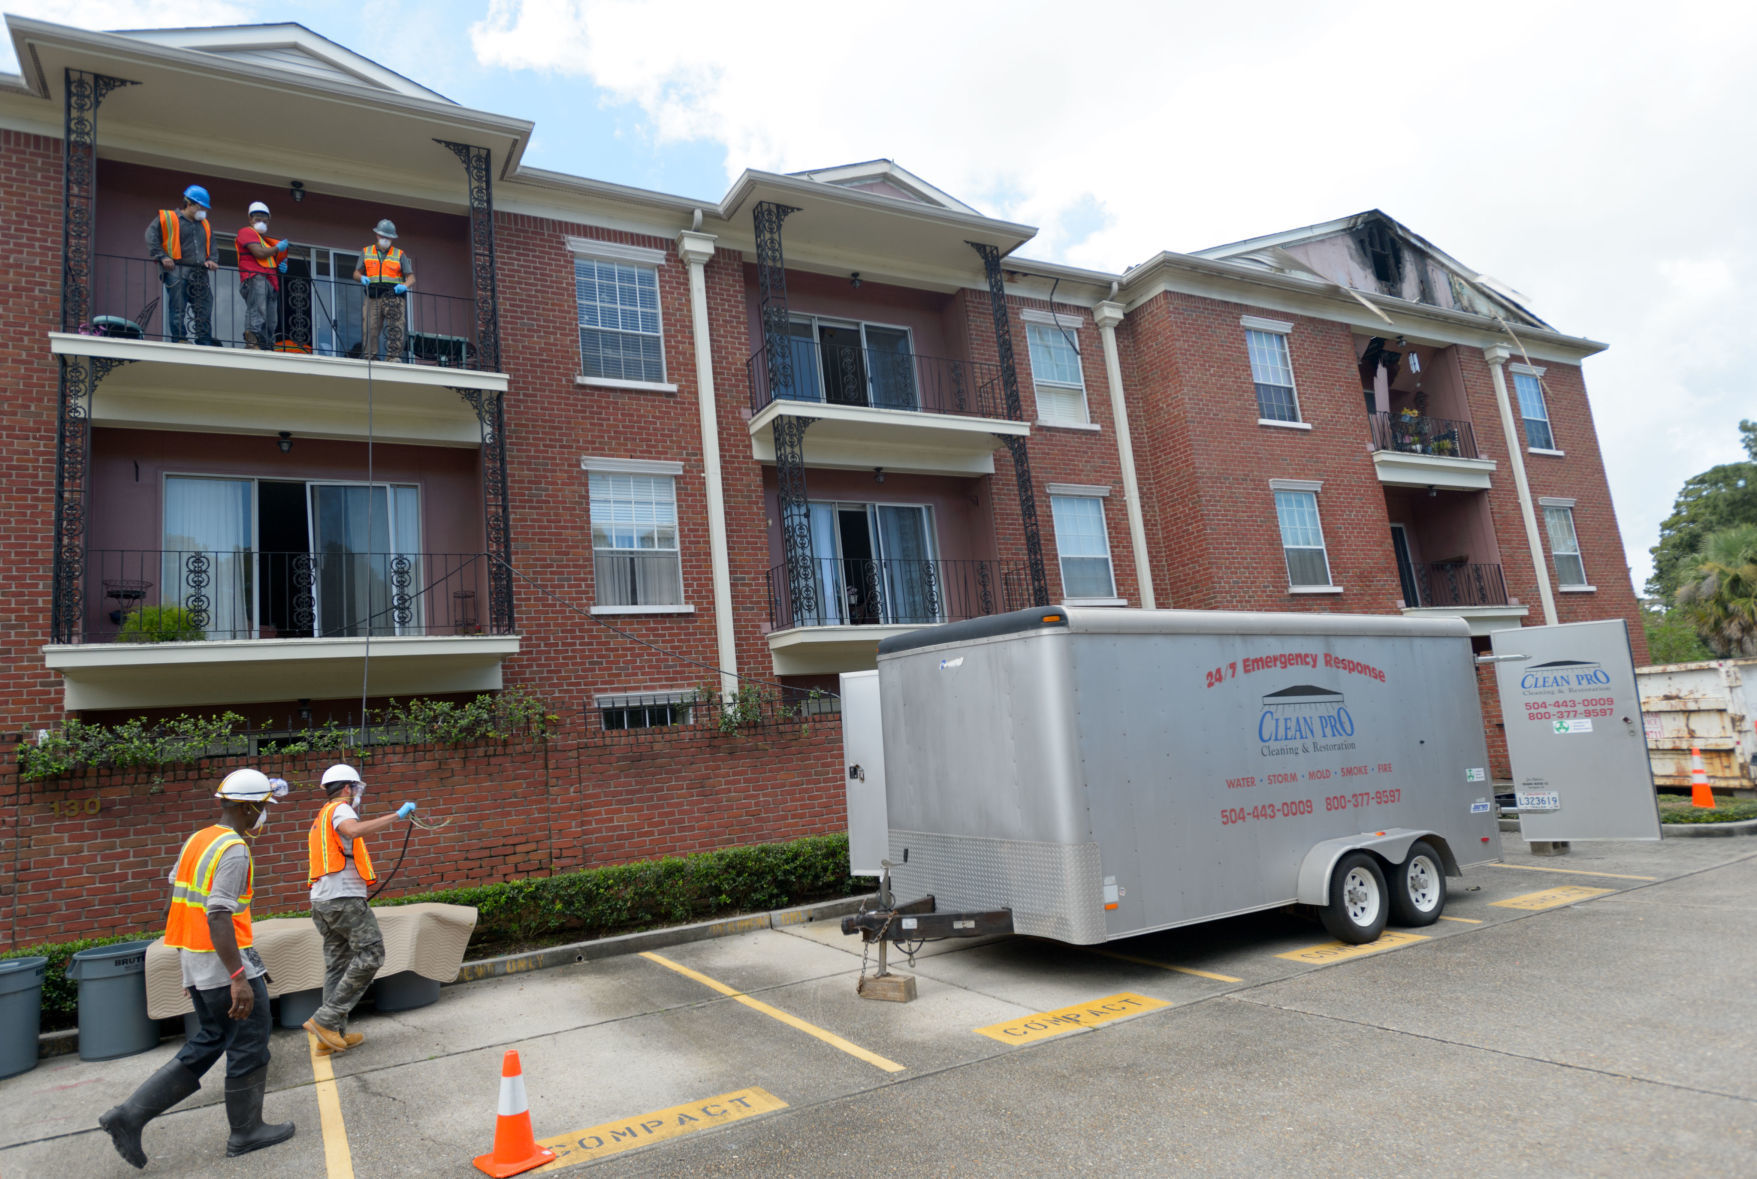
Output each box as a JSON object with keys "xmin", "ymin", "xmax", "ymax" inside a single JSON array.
[{"xmin": 1093, "ymin": 300, "xmax": 1156, "ymax": 609}]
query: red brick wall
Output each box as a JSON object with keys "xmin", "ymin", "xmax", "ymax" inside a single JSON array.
[{"xmin": 1, "ymin": 725, "xmax": 844, "ymax": 948}]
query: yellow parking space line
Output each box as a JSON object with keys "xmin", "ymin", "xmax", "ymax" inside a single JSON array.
[
  {"xmin": 531, "ymin": 1087, "xmax": 787, "ymax": 1172},
  {"xmin": 1490, "ymin": 886, "xmax": 1615, "ymax": 911},
  {"xmin": 639, "ymin": 951, "xmax": 904, "ymax": 1073},
  {"xmin": 306, "ymin": 1032, "xmax": 355, "ymax": 1179},
  {"xmin": 1088, "ymin": 948, "xmax": 1244, "ymax": 983},
  {"xmin": 1436, "ymin": 915, "xmax": 1483, "ymax": 924},
  {"xmin": 975, "ymin": 992, "xmax": 1170, "ymax": 1045},
  {"xmin": 1276, "ymin": 930, "xmax": 1428, "ymax": 964},
  {"xmin": 1485, "ymin": 862, "xmax": 1656, "ymax": 882}
]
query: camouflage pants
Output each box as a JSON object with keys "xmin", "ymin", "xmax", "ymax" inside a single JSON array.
[{"xmin": 310, "ymin": 897, "xmax": 385, "ymax": 1033}]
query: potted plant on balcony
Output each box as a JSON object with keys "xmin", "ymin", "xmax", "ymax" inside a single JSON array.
[
  {"xmin": 116, "ymin": 605, "xmax": 205, "ymax": 643},
  {"xmin": 1431, "ymin": 437, "xmax": 1457, "ymax": 456},
  {"xmin": 1395, "ymin": 406, "xmax": 1425, "ymax": 453}
]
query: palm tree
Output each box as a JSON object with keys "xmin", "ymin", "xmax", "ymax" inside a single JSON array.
[{"xmin": 1675, "ymin": 524, "xmax": 1757, "ymax": 656}]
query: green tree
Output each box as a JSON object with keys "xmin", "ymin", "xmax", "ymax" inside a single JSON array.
[
  {"xmin": 1674, "ymin": 524, "xmax": 1757, "ymax": 657},
  {"xmin": 1641, "ymin": 601, "xmax": 1712, "ymax": 665},
  {"xmin": 1646, "ymin": 419, "xmax": 1757, "ymax": 600}
]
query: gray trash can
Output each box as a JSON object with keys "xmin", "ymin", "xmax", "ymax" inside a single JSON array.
[
  {"xmin": 0, "ymin": 957, "xmax": 48, "ymax": 1080},
  {"xmin": 370, "ymin": 971, "xmax": 439, "ymax": 1012},
  {"xmin": 277, "ymin": 988, "xmax": 323, "ymax": 1029},
  {"xmin": 66, "ymin": 941, "xmax": 158, "ymax": 1061}
]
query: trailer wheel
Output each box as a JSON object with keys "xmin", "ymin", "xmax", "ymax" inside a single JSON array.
[
  {"xmin": 1320, "ymin": 852, "xmax": 1388, "ymax": 944},
  {"xmin": 1388, "ymin": 840, "xmax": 1447, "ymax": 927}
]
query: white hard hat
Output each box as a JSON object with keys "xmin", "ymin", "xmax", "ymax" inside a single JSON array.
[
  {"xmin": 320, "ymin": 764, "xmax": 363, "ymax": 788},
  {"xmin": 216, "ymin": 768, "xmax": 280, "ymax": 803},
  {"xmin": 247, "ymin": 200, "xmax": 271, "ymax": 216}
]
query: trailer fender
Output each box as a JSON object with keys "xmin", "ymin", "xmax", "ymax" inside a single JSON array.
[{"xmin": 1295, "ymin": 828, "xmax": 1459, "ymax": 906}]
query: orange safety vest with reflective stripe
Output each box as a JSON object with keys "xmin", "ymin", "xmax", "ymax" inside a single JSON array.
[
  {"xmin": 360, "ymin": 245, "xmax": 406, "ymax": 286},
  {"xmin": 157, "ymin": 210, "xmax": 212, "ymax": 263},
  {"xmin": 308, "ymin": 797, "xmax": 377, "ymax": 885},
  {"xmin": 163, "ymin": 825, "xmax": 254, "ymax": 952}
]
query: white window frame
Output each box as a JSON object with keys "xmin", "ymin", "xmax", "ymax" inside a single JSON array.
[
  {"xmin": 1022, "ymin": 311, "xmax": 1092, "ymax": 427},
  {"xmin": 1242, "ymin": 317, "xmax": 1301, "ymax": 425},
  {"xmin": 581, "ymin": 457, "xmax": 689, "ymax": 612},
  {"xmin": 1049, "ymin": 493, "xmax": 1119, "ymax": 603},
  {"xmin": 1270, "ymin": 480, "xmax": 1338, "ymax": 592},
  {"xmin": 571, "ymin": 240, "xmax": 670, "ymax": 389},
  {"xmin": 1512, "ymin": 369, "xmax": 1558, "ymax": 453},
  {"xmin": 1540, "ymin": 498, "xmax": 1591, "ymax": 590}
]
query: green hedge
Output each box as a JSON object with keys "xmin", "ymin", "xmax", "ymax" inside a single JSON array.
[
  {"xmin": 3, "ymin": 834, "xmax": 874, "ymax": 1031},
  {"xmin": 379, "ymin": 832, "xmax": 872, "ymax": 954}
]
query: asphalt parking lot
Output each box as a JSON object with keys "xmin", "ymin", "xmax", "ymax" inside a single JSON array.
[{"xmin": 4, "ymin": 832, "xmax": 1754, "ymax": 1177}]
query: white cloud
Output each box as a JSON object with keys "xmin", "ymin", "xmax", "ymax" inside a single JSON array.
[{"xmin": 0, "ymin": 1, "xmax": 258, "ymax": 73}]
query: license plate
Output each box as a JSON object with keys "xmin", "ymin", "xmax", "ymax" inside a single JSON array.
[{"xmin": 1516, "ymin": 791, "xmax": 1560, "ymax": 812}]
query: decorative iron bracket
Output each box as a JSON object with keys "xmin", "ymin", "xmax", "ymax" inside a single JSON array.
[
  {"xmin": 969, "ymin": 242, "xmax": 1050, "ymax": 607},
  {"xmin": 753, "ymin": 201, "xmax": 799, "ymax": 397},
  {"xmin": 458, "ymin": 388, "xmax": 515, "ymax": 633},
  {"xmin": 52, "ymin": 356, "xmax": 134, "ymax": 642},
  {"xmin": 772, "ymin": 417, "xmax": 815, "ymax": 625},
  {"xmin": 435, "ymin": 140, "xmax": 503, "ymax": 373},
  {"xmin": 61, "ymin": 69, "xmax": 137, "ymax": 334}
]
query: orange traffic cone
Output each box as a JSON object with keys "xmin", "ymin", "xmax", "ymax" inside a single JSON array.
[
  {"xmin": 473, "ymin": 1050, "xmax": 556, "ymax": 1177},
  {"xmin": 1689, "ymin": 746, "xmax": 1716, "ymax": 809}
]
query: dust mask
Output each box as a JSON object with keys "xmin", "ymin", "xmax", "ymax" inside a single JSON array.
[
  {"xmin": 193, "ymin": 209, "xmax": 207, "ymax": 222},
  {"xmin": 253, "ymin": 219, "xmax": 268, "ymax": 233},
  {"xmin": 376, "ymin": 236, "xmax": 391, "ymax": 249},
  {"xmin": 249, "ymin": 805, "xmax": 268, "ymax": 833},
  {"xmin": 352, "ymin": 785, "xmax": 366, "ymax": 809}
]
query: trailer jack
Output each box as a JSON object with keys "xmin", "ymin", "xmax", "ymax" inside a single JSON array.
[{"xmin": 841, "ymin": 867, "xmax": 1013, "ymax": 1002}]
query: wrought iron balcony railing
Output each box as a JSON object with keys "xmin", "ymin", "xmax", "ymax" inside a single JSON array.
[
  {"xmin": 79, "ymin": 550, "xmax": 502, "ymax": 644},
  {"xmin": 747, "ymin": 339, "xmax": 1014, "ymax": 420},
  {"xmin": 1411, "ymin": 562, "xmax": 1509, "ymax": 608},
  {"xmin": 766, "ymin": 557, "xmax": 1033, "ymax": 631},
  {"xmin": 1368, "ymin": 411, "xmax": 1479, "ymax": 459},
  {"xmin": 76, "ymin": 253, "xmax": 490, "ymax": 369}
]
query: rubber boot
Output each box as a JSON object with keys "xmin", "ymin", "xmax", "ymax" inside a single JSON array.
[
  {"xmin": 223, "ymin": 1066, "xmax": 296, "ymax": 1157},
  {"xmin": 98, "ymin": 1060, "xmax": 202, "ymax": 1169}
]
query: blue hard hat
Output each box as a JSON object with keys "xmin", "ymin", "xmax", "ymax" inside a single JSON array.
[{"xmin": 182, "ymin": 184, "xmax": 212, "ymax": 209}]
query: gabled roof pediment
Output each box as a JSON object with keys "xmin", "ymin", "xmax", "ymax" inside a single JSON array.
[
  {"xmin": 1194, "ymin": 210, "xmax": 1548, "ymax": 328},
  {"xmin": 110, "ymin": 23, "xmax": 450, "ymax": 103},
  {"xmin": 788, "ymin": 160, "xmax": 982, "ymax": 216}
]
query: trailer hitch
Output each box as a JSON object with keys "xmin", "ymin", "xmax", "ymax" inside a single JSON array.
[{"xmin": 841, "ymin": 894, "xmax": 1014, "ymax": 942}]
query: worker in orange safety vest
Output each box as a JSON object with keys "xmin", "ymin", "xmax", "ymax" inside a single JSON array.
[
  {"xmin": 352, "ymin": 218, "xmax": 415, "ymax": 360},
  {"xmin": 144, "ymin": 184, "xmax": 218, "ymax": 345},
  {"xmin": 98, "ymin": 769, "xmax": 296, "ymax": 1169}
]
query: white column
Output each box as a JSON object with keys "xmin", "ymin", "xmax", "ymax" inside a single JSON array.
[
  {"xmin": 677, "ymin": 230, "xmax": 739, "ymax": 696},
  {"xmin": 1483, "ymin": 344, "xmax": 1557, "ymax": 626},
  {"xmin": 1093, "ymin": 301, "xmax": 1156, "ymax": 609}
]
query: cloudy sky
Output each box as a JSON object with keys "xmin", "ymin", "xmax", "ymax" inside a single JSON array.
[{"xmin": 6, "ymin": 2, "xmax": 1753, "ymax": 596}]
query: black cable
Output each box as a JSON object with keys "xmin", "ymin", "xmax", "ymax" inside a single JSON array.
[{"xmin": 367, "ymin": 820, "xmax": 415, "ymax": 901}]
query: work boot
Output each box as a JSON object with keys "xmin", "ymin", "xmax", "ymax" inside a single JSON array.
[
  {"xmin": 223, "ymin": 1066, "xmax": 295, "ymax": 1157},
  {"xmin": 98, "ymin": 1060, "xmax": 202, "ymax": 1169},
  {"xmin": 315, "ymin": 1031, "xmax": 364, "ymax": 1056},
  {"xmin": 243, "ymin": 329, "xmax": 260, "ymax": 349},
  {"xmin": 302, "ymin": 1018, "xmax": 349, "ymax": 1053}
]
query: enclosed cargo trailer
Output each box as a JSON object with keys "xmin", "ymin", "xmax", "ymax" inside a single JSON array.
[{"xmin": 848, "ymin": 606, "xmax": 1502, "ymax": 947}]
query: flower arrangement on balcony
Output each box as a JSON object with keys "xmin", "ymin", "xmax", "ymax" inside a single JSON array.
[
  {"xmin": 115, "ymin": 605, "xmax": 205, "ymax": 643},
  {"xmin": 1431, "ymin": 437, "xmax": 1457, "ymax": 456}
]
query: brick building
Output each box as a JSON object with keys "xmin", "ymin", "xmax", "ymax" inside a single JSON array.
[{"xmin": 0, "ymin": 19, "xmax": 1646, "ymax": 939}]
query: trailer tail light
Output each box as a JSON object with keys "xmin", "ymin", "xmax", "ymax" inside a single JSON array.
[{"xmin": 1042, "ymin": 613, "xmax": 1063, "ymax": 623}]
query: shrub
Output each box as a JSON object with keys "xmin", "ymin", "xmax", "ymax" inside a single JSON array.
[
  {"xmin": 116, "ymin": 605, "xmax": 205, "ymax": 643},
  {"xmin": 2, "ymin": 933, "xmax": 157, "ymax": 1031}
]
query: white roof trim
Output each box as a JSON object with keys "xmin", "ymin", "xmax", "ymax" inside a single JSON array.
[
  {"xmin": 111, "ymin": 23, "xmax": 449, "ymax": 101},
  {"xmin": 581, "ymin": 457, "xmax": 684, "ymax": 476},
  {"xmin": 567, "ymin": 237, "xmax": 669, "ymax": 267},
  {"xmin": 789, "ymin": 159, "xmax": 981, "ymax": 215}
]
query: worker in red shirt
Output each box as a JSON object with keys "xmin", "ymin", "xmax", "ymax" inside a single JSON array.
[{"xmin": 235, "ymin": 200, "xmax": 289, "ymax": 350}]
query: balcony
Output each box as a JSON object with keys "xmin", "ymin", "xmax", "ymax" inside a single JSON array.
[
  {"xmin": 765, "ymin": 557, "xmax": 1032, "ymax": 674},
  {"xmin": 747, "ymin": 341, "xmax": 1028, "ymax": 477},
  {"xmin": 44, "ymin": 550, "xmax": 519, "ymax": 709},
  {"xmin": 1368, "ymin": 411, "xmax": 1495, "ymax": 490},
  {"xmin": 1399, "ymin": 561, "xmax": 1529, "ymax": 635},
  {"xmin": 52, "ymin": 255, "xmax": 503, "ymax": 446}
]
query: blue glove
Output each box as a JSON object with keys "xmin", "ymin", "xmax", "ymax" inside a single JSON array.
[
  {"xmin": 275, "ymin": 239, "xmax": 289, "ymax": 255},
  {"xmin": 394, "ymin": 283, "xmax": 407, "ymax": 295},
  {"xmin": 397, "ymin": 801, "xmax": 416, "ymax": 820},
  {"xmin": 277, "ymin": 260, "xmax": 287, "ymax": 274},
  {"xmin": 360, "ymin": 275, "xmax": 371, "ymax": 286}
]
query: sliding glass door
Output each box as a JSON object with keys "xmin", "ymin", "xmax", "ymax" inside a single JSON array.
[
  {"xmin": 795, "ymin": 502, "xmax": 938, "ymax": 627},
  {"xmin": 307, "ymin": 483, "xmax": 422, "ymax": 636},
  {"xmin": 162, "ymin": 476, "xmax": 255, "ymax": 639}
]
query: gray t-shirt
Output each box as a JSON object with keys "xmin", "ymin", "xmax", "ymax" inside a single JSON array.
[
  {"xmin": 172, "ymin": 839, "xmax": 266, "ymax": 990},
  {"xmin": 310, "ymin": 802, "xmax": 370, "ymax": 901}
]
